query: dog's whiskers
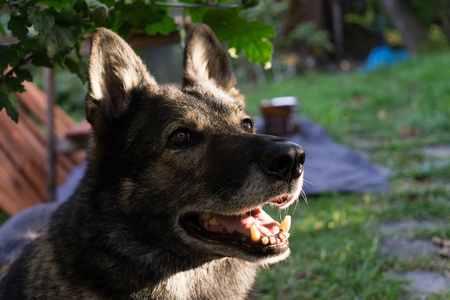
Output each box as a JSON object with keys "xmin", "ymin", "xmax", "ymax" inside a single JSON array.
[
  {"xmin": 303, "ymin": 178, "xmax": 315, "ymax": 187},
  {"xmin": 300, "ymin": 190, "xmax": 308, "ymax": 204}
]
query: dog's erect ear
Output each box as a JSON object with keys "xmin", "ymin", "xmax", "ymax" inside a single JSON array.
[
  {"xmin": 182, "ymin": 24, "xmax": 245, "ymax": 107},
  {"xmin": 85, "ymin": 28, "xmax": 157, "ymax": 132}
]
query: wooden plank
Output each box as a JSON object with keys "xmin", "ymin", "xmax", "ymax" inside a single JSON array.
[
  {"xmin": 0, "ymin": 112, "xmax": 47, "ymax": 200},
  {"xmin": 0, "ymin": 109, "xmax": 84, "ymax": 184},
  {"xmin": 18, "ymin": 109, "xmax": 73, "ymax": 173},
  {"xmin": 0, "ymin": 145, "xmax": 45, "ymax": 215},
  {"xmin": 17, "ymin": 109, "xmax": 85, "ymax": 186},
  {"xmin": 0, "ymin": 110, "xmax": 75, "ymax": 194},
  {"xmin": 16, "ymin": 82, "xmax": 86, "ymax": 166}
]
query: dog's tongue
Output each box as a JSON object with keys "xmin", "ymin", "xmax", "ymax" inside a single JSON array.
[{"xmin": 208, "ymin": 208, "xmax": 280, "ymax": 237}]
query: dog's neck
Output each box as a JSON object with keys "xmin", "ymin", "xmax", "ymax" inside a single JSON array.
[{"xmin": 133, "ymin": 258, "xmax": 257, "ymax": 299}]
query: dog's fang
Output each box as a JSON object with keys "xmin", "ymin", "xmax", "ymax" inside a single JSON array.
[
  {"xmin": 250, "ymin": 225, "xmax": 261, "ymax": 243},
  {"xmin": 279, "ymin": 215, "xmax": 291, "ymax": 233},
  {"xmin": 269, "ymin": 237, "xmax": 276, "ymax": 245},
  {"xmin": 209, "ymin": 217, "xmax": 219, "ymax": 225},
  {"xmin": 278, "ymin": 232, "xmax": 286, "ymax": 242}
]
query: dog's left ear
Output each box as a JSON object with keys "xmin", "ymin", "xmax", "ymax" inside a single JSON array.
[
  {"xmin": 85, "ymin": 28, "xmax": 158, "ymax": 133},
  {"xmin": 182, "ymin": 24, "xmax": 245, "ymax": 107}
]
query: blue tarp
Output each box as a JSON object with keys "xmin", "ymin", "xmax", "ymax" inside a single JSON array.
[{"xmin": 363, "ymin": 45, "xmax": 410, "ymax": 71}]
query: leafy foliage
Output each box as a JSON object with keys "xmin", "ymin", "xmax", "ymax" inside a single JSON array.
[
  {"xmin": 242, "ymin": 0, "xmax": 333, "ymax": 58},
  {"xmin": 0, "ymin": 0, "xmax": 275, "ymax": 122},
  {"xmin": 203, "ymin": 9, "xmax": 275, "ymax": 65},
  {"xmin": 283, "ymin": 22, "xmax": 334, "ymax": 53}
]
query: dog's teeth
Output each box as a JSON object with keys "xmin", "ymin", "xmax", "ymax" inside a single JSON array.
[
  {"xmin": 278, "ymin": 232, "xmax": 286, "ymax": 242},
  {"xmin": 269, "ymin": 236, "xmax": 276, "ymax": 245},
  {"xmin": 199, "ymin": 213, "xmax": 213, "ymax": 221},
  {"xmin": 261, "ymin": 236, "xmax": 269, "ymax": 245},
  {"xmin": 250, "ymin": 225, "xmax": 261, "ymax": 243},
  {"xmin": 276, "ymin": 238, "xmax": 281, "ymax": 245},
  {"xmin": 279, "ymin": 215, "xmax": 291, "ymax": 233},
  {"xmin": 209, "ymin": 217, "xmax": 219, "ymax": 225}
]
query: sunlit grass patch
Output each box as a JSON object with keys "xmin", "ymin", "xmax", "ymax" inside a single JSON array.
[{"xmin": 258, "ymin": 195, "xmax": 405, "ymax": 300}]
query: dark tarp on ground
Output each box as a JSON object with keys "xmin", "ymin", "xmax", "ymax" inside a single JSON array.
[{"xmin": 278, "ymin": 119, "xmax": 390, "ymax": 195}]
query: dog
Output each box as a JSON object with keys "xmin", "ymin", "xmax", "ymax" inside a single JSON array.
[{"xmin": 0, "ymin": 24, "xmax": 305, "ymax": 299}]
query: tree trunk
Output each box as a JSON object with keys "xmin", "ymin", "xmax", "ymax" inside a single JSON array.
[
  {"xmin": 438, "ymin": 12, "xmax": 450, "ymax": 41},
  {"xmin": 380, "ymin": 0, "xmax": 430, "ymax": 52},
  {"xmin": 283, "ymin": 0, "xmax": 325, "ymax": 36},
  {"xmin": 331, "ymin": 0, "xmax": 344, "ymax": 61}
]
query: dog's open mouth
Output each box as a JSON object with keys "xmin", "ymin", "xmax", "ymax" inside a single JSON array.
[{"xmin": 179, "ymin": 205, "xmax": 292, "ymax": 257}]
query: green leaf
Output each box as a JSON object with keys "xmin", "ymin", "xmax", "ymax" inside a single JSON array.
[
  {"xmin": 15, "ymin": 69, "xmax": 33, "ymax": 82},
  {"xmin": 144, "ymin": 16, "xmax": 176, "ymax": 36},
  {"xmin": 72, "ymin": 0, "xmax": 88, "ymax": 13},
  {"xmin": 0, "ymin": 44, "xmax": 13, "ymax": 70},
  {"xmin": 115, "ymin": 2, "xmax": 164, "ymax": 30},
  {"xmin": 8, "ymin": 14, "xmax": 29, "ymax": 40},
  {"xmin": 28, "ymin": 8, "xmax": 55, "ymax": 35},
  {"xmin": 56, "ymin": 6, "xmax": 82, "ymax": 26},
  {"xmin": 40, "ymin": 25, "xmax": 77, "ymax": 58},
  {"xmin": 0, "ymin": 88, "xmax": 19, "ymax": 123},
  {"xmin": 117, "ymin": 22, "xmax": 133, "ymax": 39},
  {"xmin": 203, "ymin": 10, "xmax": 275, "ymax": 65},
  {"xmin": 20, "ymin": 38, "xmax": 41, "ymax": 56},
  {"xmin": 4, "ymin": 76, "xmax": 25, "ymax": 93},
  {"xmin": 202, "ymin": 10, "xmax": 243, "ymax": 40},
  {"xmin": 40, "ymin": 0, "xmax": 69, "ymax": 8},
  {"xmin": 186, "ymin": 8, "xmax": 207, "ymax": 23},
  {"xmin": 31, "ymin": 53, "xmax": 53, "ymax": 67},
  {"xmin": 230, "ymin": 36, "xmax": 273, "ymax": 66}
]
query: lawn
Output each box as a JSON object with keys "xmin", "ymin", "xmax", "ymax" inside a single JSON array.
[{"xmin": 246, "ymin": 52, "xmax": 450, "ymax": 299}]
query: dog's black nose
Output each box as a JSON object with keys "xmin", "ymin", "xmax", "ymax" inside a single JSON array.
[{"xmin": 260, "ymin": 140, "xmax": 305, "ymax": 181}]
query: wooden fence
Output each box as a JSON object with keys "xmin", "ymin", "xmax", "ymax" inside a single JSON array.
[{"xmin": 0, "ymin": 82, "xmax": 86, "ymax": 216}]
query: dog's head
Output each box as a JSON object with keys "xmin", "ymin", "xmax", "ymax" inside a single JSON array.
[{"xmin": 85, "ymin": 25, "xmax": 305, "ymax": 265}]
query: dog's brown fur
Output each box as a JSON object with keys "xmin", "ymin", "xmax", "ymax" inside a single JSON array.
[{"xmin": 0, "ymin": 24, "xmax": 305, "ymax": 299}]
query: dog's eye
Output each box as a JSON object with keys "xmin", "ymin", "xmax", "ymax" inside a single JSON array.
[
  {"xmin": 241, "ymin": 119, "xmax": 254, "ymax": 133},
  {"xmin": 169, "ymin": 129, "xmax": 191, "ymax": 147}
]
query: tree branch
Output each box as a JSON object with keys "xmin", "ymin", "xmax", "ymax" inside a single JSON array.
[
  {"xmin": 0, "ymin": 53, "xmax": 36, "ymax": 84},
  {"xmin": 7, "ymin": 0, "xmax": 28, "ymax": 5},
  {"xmin": 152, "ymin": 2, "xmax": 244, "ymax": 9}
]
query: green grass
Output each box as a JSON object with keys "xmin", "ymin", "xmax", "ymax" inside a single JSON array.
[
  {"xmin": 249, "ymin": 52, "xmax": 450, "ymax": 299},
  {"xmin": 245, "ymin": 52, "xmax": 450, "ymax": 146}
]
